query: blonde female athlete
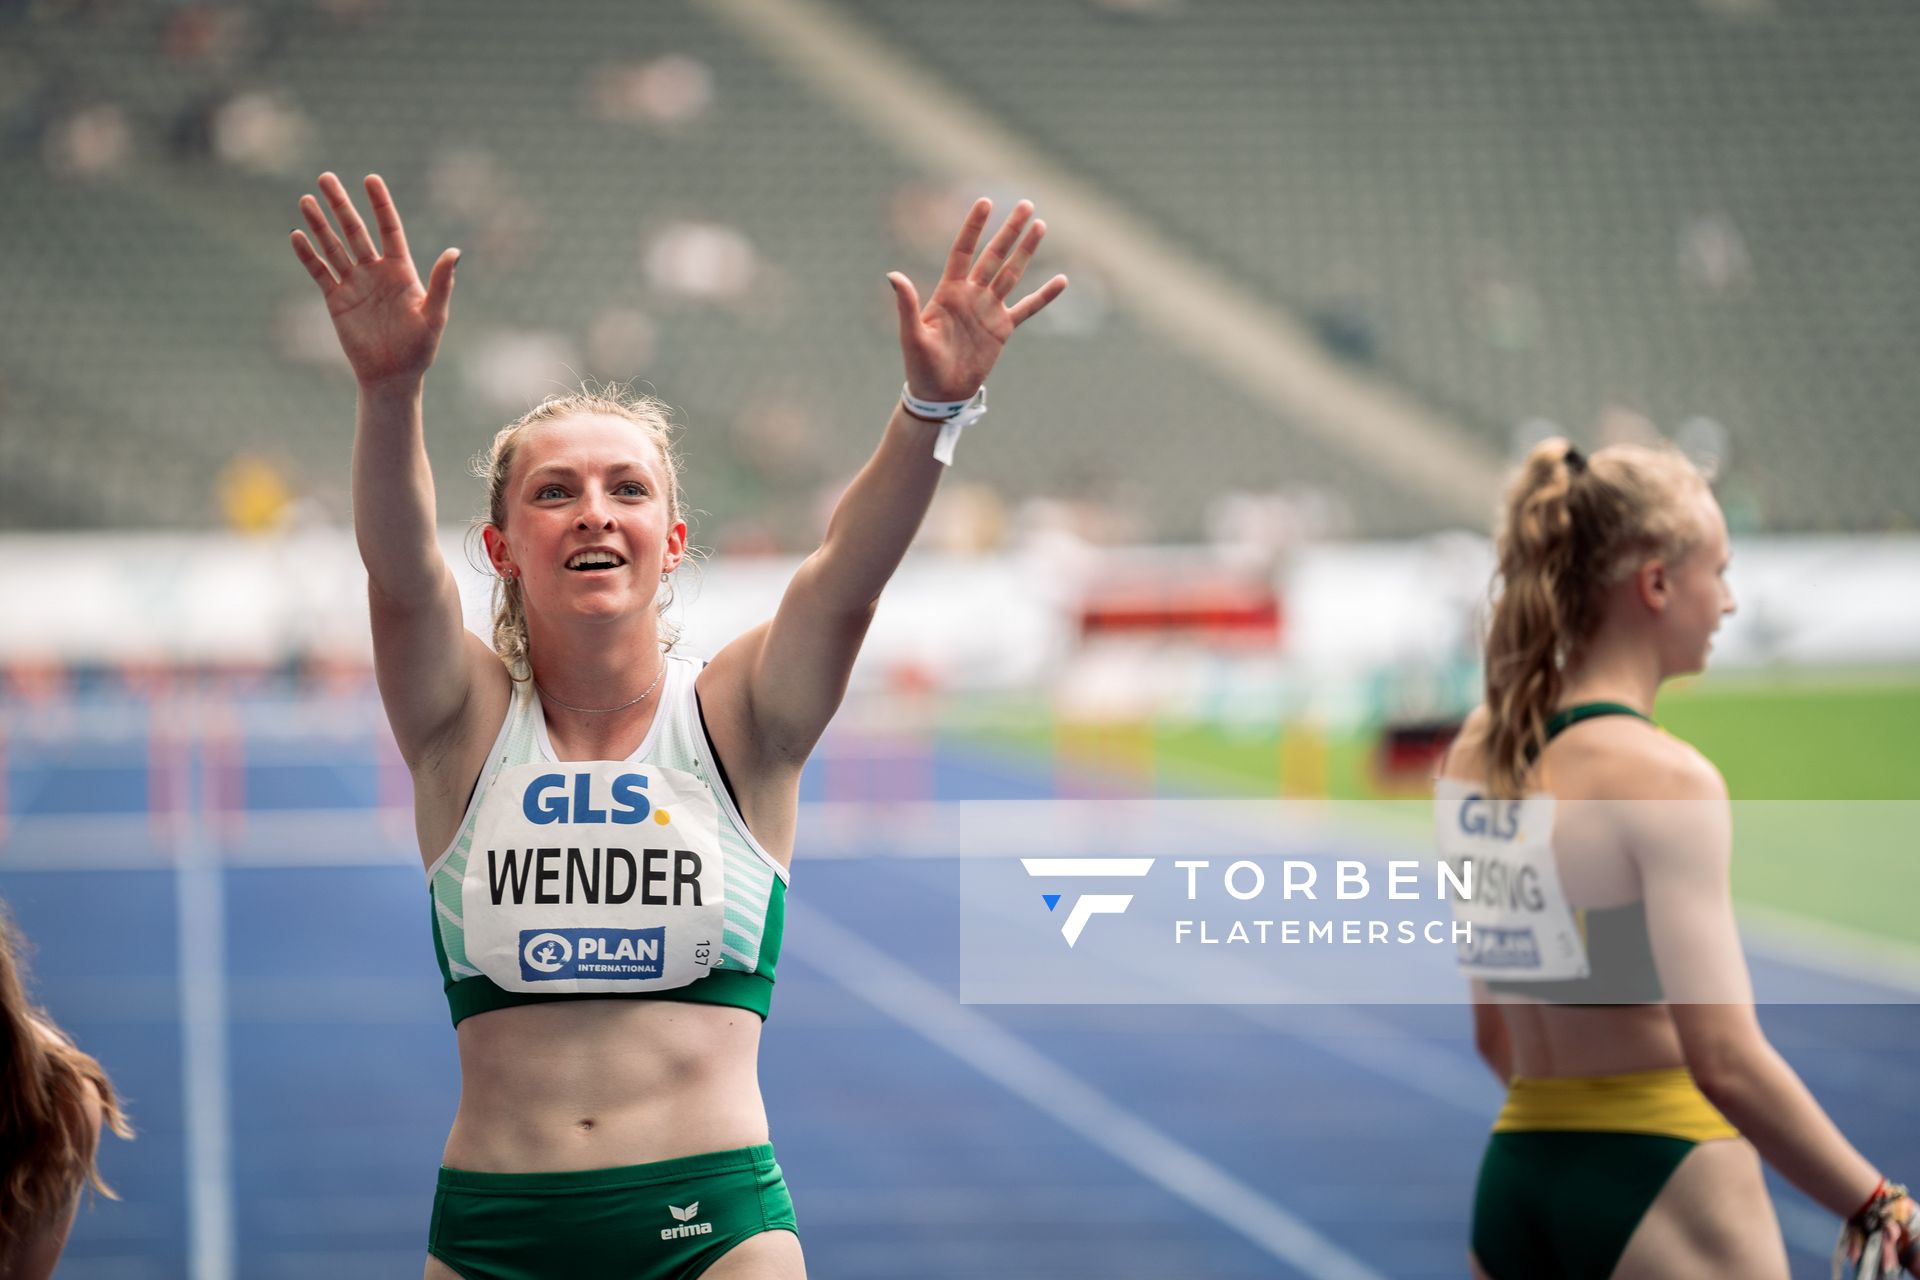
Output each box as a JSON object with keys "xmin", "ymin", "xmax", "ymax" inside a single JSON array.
[
  {"xmin": 0, "ymin": 905, "xmax": 133, "ymax": 1279},
  {"xmin": 289, "ymin": 172, "xmax": 1065, "ymax": 1280},
  {"xmin": 1437, "ymin": 439, "xmax": 1916, "ymax": 1279}
]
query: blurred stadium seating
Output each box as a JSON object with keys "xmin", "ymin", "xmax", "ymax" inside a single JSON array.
[
  {"xmin": 843, "ymin": 0, "xmax": 1920, "ymax": 533},
  {"xmin": 10, "ymin": 0, "xmax": 1914, "ymax": 544}
]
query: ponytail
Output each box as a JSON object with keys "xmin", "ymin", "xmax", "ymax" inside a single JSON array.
[
  {"xmin": 1484, "ymin": 438, "xmax": 1584, "ymax": 797},
  {"xmin": 1481, "ymin": 437, "xmax": 1707, "ymax": 796}
]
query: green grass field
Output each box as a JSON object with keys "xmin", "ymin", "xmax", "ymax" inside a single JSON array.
[
  {"xmin": 1657, "ymin": 676, "xmax": 1918, "ymax": 943},
  {"xmin": 1653, "ymin": 674, "xmax": 1920, "ymax": 800},
  {"xmin": 946, "ymin": 672, "xmax": 1919, "ymax": 946}
]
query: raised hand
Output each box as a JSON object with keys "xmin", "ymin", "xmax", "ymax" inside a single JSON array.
[
  {"xmin": 1838, "ymin": 1188, "xmax": 1917, "ymax": 1279},
  {"xmin": 887, "ymin": 198, "xmax": 1068, "ymax": 404},
  {"xmin": 289, "ymin": 173, "xmax": 459, "ymax": 389}
]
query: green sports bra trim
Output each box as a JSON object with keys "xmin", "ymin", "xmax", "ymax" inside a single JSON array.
[
  {"xmin": 442, "ymin": 948, "xmax": 775, "ymax": 1024},
  {"xmin": 1488, "ymin": 700, "xmax": 1663, "ymax": 1005},
  {"xmin": 1542, "ymin": 701, "xmax": 1652, "ymax": 743}
]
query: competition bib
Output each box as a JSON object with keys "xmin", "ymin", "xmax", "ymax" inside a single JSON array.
[
  {"xmin": 463, "ymin": 761, "xmax": 727, "ymax": 994},
  {"xmin": 1436, "ymin": 779, "xmax": 1590, "ymax": 983}
]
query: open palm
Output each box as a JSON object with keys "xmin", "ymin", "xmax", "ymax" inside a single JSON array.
[
  {"xmin": 289, "ymin": 172, "xmax": 458, "ymax": 388},
  {"xmin": 888, "ymin": 198, "xmax": 1067, "ymax": 404}
]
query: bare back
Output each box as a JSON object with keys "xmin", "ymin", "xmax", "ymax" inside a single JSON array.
[{"xmin": 1444, "ymin": 707, "xmax": 1697, "ymax": 1078}]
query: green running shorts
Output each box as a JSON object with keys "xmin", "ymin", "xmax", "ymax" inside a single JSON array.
[{"xmin": 428, "ymin": 1143, "xmax": 797, "ymax": 1280}]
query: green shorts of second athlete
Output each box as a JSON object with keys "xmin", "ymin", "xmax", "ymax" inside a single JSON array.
[
  {"xmin": 1471, "ymin": 1131, "xmax": 1698, "ymax": 1280},
  {"xmin": 1471, "ymin": 1068, "xmax": 1738, "ymax": 1279},
  {"xmin": 428, "ymin": 1143, "xmax": 797, "ymax": 1280}
]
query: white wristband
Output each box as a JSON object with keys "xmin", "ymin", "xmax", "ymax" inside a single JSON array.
[{"xmin": 900, "ymin": 383, "xmax": 988, "ymax": 466}]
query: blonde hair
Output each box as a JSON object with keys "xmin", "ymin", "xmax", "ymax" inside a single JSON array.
[
  {"xmin": 471, "ymin": 387, "xmax": 687, "ymax": 677},
  {"xmin": 1482, "ymin": 437, "xmax": 1709, "ymax": 797},
  {"xmin": 0, "ymin": 904, "xmax": 132, "ymax": 1251}
]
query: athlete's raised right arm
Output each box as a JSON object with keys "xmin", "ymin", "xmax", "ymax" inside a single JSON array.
[
  {"xmin": 291, "ymin": 173, "xmax": 499, "ymax": 765},
  {"xmin": 1637, "ymin": 749, "xmax": 1914, "ymax": 1263}
]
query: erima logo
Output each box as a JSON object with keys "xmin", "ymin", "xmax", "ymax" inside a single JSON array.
[
  {"xmin": 661, "ymin": 1202, "xmax": 712, "ymax": 1241},
  {"xmin": 1021, "ymin": 858, "xmax": 1155, "ymax": 946}
]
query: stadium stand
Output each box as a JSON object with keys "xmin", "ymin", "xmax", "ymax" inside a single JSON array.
[
  {"xmin": 3, "ymin": 0, "xmax": 1915, "ymax": 538},
  {"xmin": 842, "ymin": 0, "xmax": 1920, "ymax": 533}
]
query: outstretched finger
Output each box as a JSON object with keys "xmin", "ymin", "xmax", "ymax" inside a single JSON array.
[
  {"xmin": 968, "ymin": 200, "xmax": 1034, "ymax": 288},
  {"xmin": 941, "ymin": 198, "xmax": 992, "ymax": 283},
  {"xmin": 886, "ymin": 271, "xmax": 924, "ymax": 340},
  {"xmin": 363, "ymin": 174, "xmax": 411, "ymax": 263},
  {"xmin": 289, "ymin": 229, "xmax": 339, "ymax": 292},
  {"xmin": 989, "ymin": 218, "xmax": 1046, "ymax": 301},
  {"xmin": 318, "ymin": 172, "xmax": 380, "ymax": 264},
  {"xmin": 299, "ymin": 193, "xmax": 355, "ymax": 277},
  {"xmin": 1007, "ymin": 273, "xmax": 1069, "ymax": 327},
  {"xmin": 423, "ymin": 247, "xmax": 460, "ymax": 333}
]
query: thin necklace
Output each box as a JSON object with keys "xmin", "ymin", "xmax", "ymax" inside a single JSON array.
[{"xmin": 535, "ymin": 660, "xmax": 665, "ymax": 715}]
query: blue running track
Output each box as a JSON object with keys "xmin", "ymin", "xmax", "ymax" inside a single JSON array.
[{"xmin": 1, "ymin": 692, "xmax": 1913, "ymax": 1278}]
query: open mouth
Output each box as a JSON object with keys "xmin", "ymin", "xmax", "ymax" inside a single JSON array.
[{"xmin": 565, "ymin": 551, "xmax": 627, "ymax": 573}]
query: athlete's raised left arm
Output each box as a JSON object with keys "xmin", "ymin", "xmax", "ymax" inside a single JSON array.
[{"xmin": 705, "ymin": 198, "xmax": 1066, "ymax": 768}]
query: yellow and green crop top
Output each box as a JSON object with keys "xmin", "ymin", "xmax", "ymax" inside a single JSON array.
[{"xmin": 426, "ymin": 653, "xmax": 788, "ymax": 1025}]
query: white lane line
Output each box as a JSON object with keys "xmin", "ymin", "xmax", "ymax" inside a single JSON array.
[
  {"xmin": 786, "ymin": 899, "xmax": 1388, "ymax": 1280},
  {"xmin": 1738, "ymin": 902, "xmax": 1920, "ymax": 996},
  {"xmin": 174, "ymin": 726, "xmax": 234, "ymax": 1280},
  {"xmin": 850, "ymin": 879, "xmax": 1839, "ymax": 1264},
  {"xmin": 920, "ymin": 820, "xmax": 1848, "ymax": 1261}
]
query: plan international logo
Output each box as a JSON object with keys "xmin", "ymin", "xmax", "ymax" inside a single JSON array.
[
  {"xmin": 517, "ymin": 926, "xmax": 666, "ymax": 981},
  {"xmin": 1020, "ymin": 858, "xmax": 1156, "ymax": 946}
]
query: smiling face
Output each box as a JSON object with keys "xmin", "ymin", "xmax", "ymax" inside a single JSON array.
[
  {"xmin": 1649, "ymin": 486, "xmax": 1736, "ymax": 677},
  {"xmin": 482, "ymin": 412, "xmax": 687, "ymax": 634}
]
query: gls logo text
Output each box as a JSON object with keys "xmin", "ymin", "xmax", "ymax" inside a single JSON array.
[{"xmin": 1021, "ymin": 858, "xmax": 1156, "ymax": 946}]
